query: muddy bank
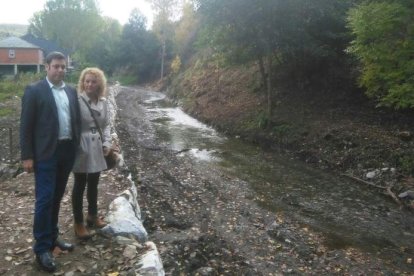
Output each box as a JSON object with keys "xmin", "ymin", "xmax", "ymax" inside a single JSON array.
[
  {"xmin": 116, "ymin": 86, "xmax": 413, "ymax": 275},
  {"xmin": 167, "ymin": 65, "xmax": 414, "ymax": 208}
]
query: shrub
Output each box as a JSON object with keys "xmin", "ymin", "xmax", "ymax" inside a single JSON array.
[{"xmin": 347, "ymin": 1, "xmax": 414, "ymax": 109}]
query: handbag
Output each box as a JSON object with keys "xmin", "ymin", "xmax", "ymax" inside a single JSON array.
[{"xmin": 81, "ymin": 97, "xmax": 117, "ymax": 170}]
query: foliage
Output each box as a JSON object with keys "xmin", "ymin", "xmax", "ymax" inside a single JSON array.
[
  {"xmin": 194, "ymin": 0, "xmax": 356, "ymax": 119},
  {"xmin": 196, "ymin": 0, "xmax": 353, "ymax": 80},
  {"xmin": 347, "ymin": 0, "xmax": 414, "ymax": 109},
  {"xmin": 0, "ymin": 107, "xmax": 13, "ymax": 117},
  {"xmin": 65, "ymin": 69, "xmax": 81, "ymax": 86},
  {"xmin": 170, "ymin": 55, "xmax": 182, "ymax": 75},
  {"xmin": 117, "ymin": 9, "xmax": 161, "ymax": 83},
  {"xmin": 83, "ymin": 17, "xmax": 122, "ymax": 75},
  {"xmin": 174, "ymin": 1, "xmax": 199, "ymax": 62},
  {"xmin": 145, "ymin": 0, "xmax": 182, "ymax": 22},
  {"xmin": 28, "ymin": 0, "xmax": 103, "ymax": 53},
  {"xmin": 146, "ymin": 0, "xmax": 186, "ymax": 79},
  {"xmin": 397, "ymin": 154, "xmax": 414, "ymax": 175},
  {"xmin": 0, "ymin": 73, "xmax": 42, "ymax": 100},
  {"xmin": 0, "ymin": 73, "xmax": 41, "ymax": 118},
  {"xmin": 256, "ymin": 111, "xmax": 270, "ymax": 130}
]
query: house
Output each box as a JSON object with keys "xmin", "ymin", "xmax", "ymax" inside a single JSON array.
[
  {"xmin": 0, "ymin": 36, "xmax": 43, "ymax": 76},
  {"xmin": 0, "ymin": 35, "xmax": 71, "ymax": 77},
  {"xmin": 21, "ymin": 34, "xmax": 72, "ymax": 69}
]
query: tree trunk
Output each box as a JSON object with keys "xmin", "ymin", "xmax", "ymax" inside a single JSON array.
[
  {"xmin": 257, "ymin": 57, "xmax": 267, "ymax": 89},
  {"xmin": 257, "ymin": 56, "xmax": 273, "ymax": 128},
  {"xmin": 265, "ymin": 57, "xmax": 273, "ymax": 126}
]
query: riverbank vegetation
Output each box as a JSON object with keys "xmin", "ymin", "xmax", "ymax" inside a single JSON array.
[
  {"xmin": 1, "ymin": 0, "xmax": 414, "ymax": 203},
  {"xmin": 2, "ymin": 0, "xmax": 413, "ymax": 109}
]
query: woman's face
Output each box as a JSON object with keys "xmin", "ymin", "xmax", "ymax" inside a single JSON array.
[{"xmin": 83, "ymin": 73, "xmax": 99, "ymax": 97}]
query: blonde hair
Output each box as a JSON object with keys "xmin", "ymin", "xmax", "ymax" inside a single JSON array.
[{"xmin": 77, "ymin": 67, "xmax": 107, "ymax": 98}]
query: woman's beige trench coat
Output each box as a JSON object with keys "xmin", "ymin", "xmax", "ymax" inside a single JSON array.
[{"xmin": 72, "ymin": 93, "xmax": 112, "ymax": 173}]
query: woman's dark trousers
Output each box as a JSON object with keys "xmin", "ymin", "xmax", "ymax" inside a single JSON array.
[{"xmin": 72, "ymin": 172, "xmax": 100, "ymax": 224}]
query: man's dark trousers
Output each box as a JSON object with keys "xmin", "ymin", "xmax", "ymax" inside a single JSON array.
[{"xmin": 33, "ymin": 140, "xmax": 76, "ymax": 254}]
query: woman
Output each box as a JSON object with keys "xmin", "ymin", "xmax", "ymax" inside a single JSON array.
[{"xmin": 72, "ymin": 67, "xmax": 111, "ymax": 239}]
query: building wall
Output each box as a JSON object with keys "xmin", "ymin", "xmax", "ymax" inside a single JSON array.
[{"xmin": 0, "ymin": 48, "xmax": 43, "ymax": 65}]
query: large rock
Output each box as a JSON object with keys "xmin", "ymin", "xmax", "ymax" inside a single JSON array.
[{"xmin": 100, "ymin": 190, "xmax": 148, "ymax": 242}]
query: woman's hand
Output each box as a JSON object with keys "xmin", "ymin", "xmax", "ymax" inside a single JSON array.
[
  {"xmin": 22, "ymin": 159, "xmax": 34, "ymax": 173},
  {"xmin": 103, "ymin": 146, "xmax": 110, "ymax": 156}
]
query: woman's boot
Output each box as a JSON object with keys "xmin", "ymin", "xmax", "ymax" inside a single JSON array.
[
  {"xmin": 87, "ymin": 215, "xmax": 107, "ymax": 228},
  {"xmin": 74, "ymin": 223, "xmax": 92, "ymax": 240}
]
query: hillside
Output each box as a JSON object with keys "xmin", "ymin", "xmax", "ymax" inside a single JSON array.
[
  {"xmin": 0, "ymin": 24, "xmax": 28, "ymax": 39},
  {"xmin": 167, "ymin": 58, "xmax": 414, "ymax": 208}
]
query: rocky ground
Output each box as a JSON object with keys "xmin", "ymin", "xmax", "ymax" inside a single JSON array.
[
  {"xmin": 0, "ymin": 166, "xmax": 158, "ymax": 275},
  {"xmin": 169, "ymin": 64, "xmax": 414, "ymax": 209},
  {"xmin": 115, "ymin": 86, "xmax": 413, "ymax": 275},
  {"xmin": 0, "ymin": 85, "xmax": 413, "ymax": 275},
  {"xmin": 0, "ymin": 91, "xmax": 153, "ymax": 275}
]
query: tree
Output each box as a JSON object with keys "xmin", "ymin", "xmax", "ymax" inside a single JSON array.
[
  {"xmin": 174, "ymin": 1, "xmax": 199, "ymax": 62},
  {"xmin": 347, "ymin": 0, "xmax": 414, "ymax": 108},
  {"xmin": 117, "ymin": 9, "xmax": 160, "ymax": 82},
  {"xmin": 27, "ymin": 12, "xmax": 46, "ymax": 38},
  {"xmin": 84, "ymin": 17, "xmax": 122, "ymax": 75},
  {"xmin": 145, "ymin": 0, "xmax": 182, "ymax": 21},
  {"xmin": 194, "ymin": 0, "xmax": 355, "ymax": 122},
  {"xmin": 28, "ymin": 0, "xmax": 103, "ymax": 53}
]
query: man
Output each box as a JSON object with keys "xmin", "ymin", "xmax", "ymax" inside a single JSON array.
[{"xmin": 20, "ymin": 51, "xmax": 80, "ymax": 272}]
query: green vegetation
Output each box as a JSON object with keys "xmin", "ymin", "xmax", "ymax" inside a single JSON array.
[
  {"xmin": 347, "ymin": 0, "xmax": 414, "ymax": 108},
  {"xmin": 194, "ymin": 0, "xmax": 355, "ymax": 119},
  {"xmin": 0, "ymin": 107, "xmax": 13, "ymax": 117},
  {"xmin": 0, "ymin": 73, "xmax": 41, "ymax": 118},
  {"xmin": 0, "ymin": 73, "xmax": 41, "ymax": 100},
  {"xmin": 1, "ymin": 0, "xmax": 413, "ymax": 110},
  {"xmin": 397, "ymin": 155, "xmax": 414, "ymax": 175}
]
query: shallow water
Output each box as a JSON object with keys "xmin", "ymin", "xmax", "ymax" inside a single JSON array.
[{"xmin": 134, "ymin": 89, "xmax": 414, "ymax": 267}]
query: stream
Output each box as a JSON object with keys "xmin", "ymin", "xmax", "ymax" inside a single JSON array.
[{"xmin": 118, "ymin": 87, "xmax": 414, "ymax": 272}]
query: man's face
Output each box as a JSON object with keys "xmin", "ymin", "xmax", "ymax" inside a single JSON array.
[{"xmin": 45, "ymin": 58, "xmax": 66, "ymax": 85}]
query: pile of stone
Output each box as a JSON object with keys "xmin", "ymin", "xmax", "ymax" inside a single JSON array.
[{"xmin": 100, "ymin": 84, "xmax": 165, "ymax": 275}]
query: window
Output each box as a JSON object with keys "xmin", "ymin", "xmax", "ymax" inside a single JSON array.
[{"xmin": 8, "ymin": 49, "xmax": 15, "ymax": 58}]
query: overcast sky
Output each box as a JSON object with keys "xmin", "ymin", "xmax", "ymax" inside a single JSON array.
[{"xmin": 0, "ymin": 0, "xmax": 153, "ymax": 26}]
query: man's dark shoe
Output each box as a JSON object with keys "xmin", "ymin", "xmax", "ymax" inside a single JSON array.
[
  {"xmin": 36, "ymin": 251, "xmax": 56, "ymax": 272},
  {"xmin": 53, "ymin": 239, "xmax": 75, "ymax": 252}
]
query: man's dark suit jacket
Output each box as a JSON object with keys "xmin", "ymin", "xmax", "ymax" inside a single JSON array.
[{"xmin": 20, "ymin": 79, "xmax": 81, "ymax": 162}]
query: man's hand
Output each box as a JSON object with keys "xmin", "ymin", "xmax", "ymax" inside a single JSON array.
[{"xmin": 22, "ymin": 159, "xmax": 34, "ymax": 173}]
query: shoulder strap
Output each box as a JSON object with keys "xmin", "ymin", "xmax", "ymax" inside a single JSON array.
[{"xmin": 80, "ymin": 96, "xmax": 104, "ymax": 141}]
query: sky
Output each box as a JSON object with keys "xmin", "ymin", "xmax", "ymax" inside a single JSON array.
[{"xmin": 0, "ymin": 0, "xmax": 153, "ymax": 26}]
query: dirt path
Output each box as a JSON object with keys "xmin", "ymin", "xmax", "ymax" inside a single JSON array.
[{"xmin": 0, "ymin": 168, "xmax": 150, "ymax": 275}]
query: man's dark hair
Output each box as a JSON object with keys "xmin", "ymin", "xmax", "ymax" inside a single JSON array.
[{"xmin": 45, "ymin": 51, "xmax": 66, "ymax": 65}]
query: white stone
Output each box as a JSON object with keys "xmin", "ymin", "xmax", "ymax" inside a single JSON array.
[
  {"xmin": 123, "ymin": 245, "xmax": 137, "ymax": 259},
  {"xmin": 135, "ymin": 242, "xmax": 165, "ymax": 276},
  {"xmin": 366, "ymin": 171, "xmax": 377, "ymax": 179},
  {"xmin": 101, "ymin": 196, "xmax": 148, "ymax": 242}
]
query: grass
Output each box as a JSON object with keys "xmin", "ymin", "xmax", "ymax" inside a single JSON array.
[
  {"xmin": 0, "ymin": 107, "xmax": 13, "ymax": 117},
  {"xmin": 0, "ymin": 73, "xmax": 41, "ymax": 118}
]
